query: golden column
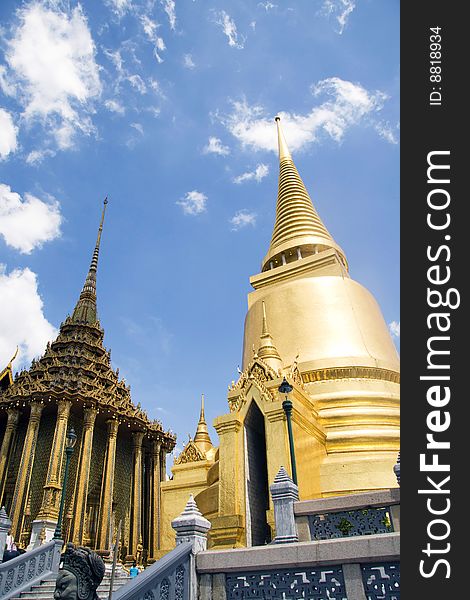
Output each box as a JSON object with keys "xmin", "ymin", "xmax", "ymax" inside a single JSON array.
[
  {"xmin": 97, "ymin": 418, "xmax": 119, "ymax": 550},
  {"xmin": 159, "ymin": 446, "xmax": 166, "ymax": 484},
  {"xmin": 10, "ymin": 402, "xmax": 44, "ymax": 539},
  {"xmin": 0, "ymin": 407, "xmax": 20, "ymax": 501},
  {"xmin": 36, "ymin": 399, "xmax": 72, "ymax": 521},
  {"xmin": 150, "ymin": 440, "xmax": 161, "ymax": 557},
  {"xmin": 131, "ymin": 431, "xmax": 144, "ymax": 557},
  {"xmin": 71, "ymin": 407, "xmax": 97, "ymax": 544},
  {"xmin": 211, "ymin": 416, "xmax": 245, "ymax": 548}
]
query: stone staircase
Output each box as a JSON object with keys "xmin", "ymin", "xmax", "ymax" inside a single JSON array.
[{"xmin": 10, "ymin": 570, "xmax": 131, "ymax": 600}]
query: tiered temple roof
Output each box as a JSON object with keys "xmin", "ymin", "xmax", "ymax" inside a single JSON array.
[{"xmin": 0, "ymin": 200, "xmax": 175, "ymax": 449}]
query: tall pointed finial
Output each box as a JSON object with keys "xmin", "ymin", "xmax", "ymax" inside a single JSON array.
[
  {"xmin": 261, "ymin": 117, "xmax": 347, "ymax": 272},
  {"xmin": 72, "ymin": 198, "xmax": 108, "ymax": 324},
  {"xmin": 194, "ymin": 393, "xmax": 212, "ymax": 454},
  {"xmin": 261, "ymin": 300, "xmax": 269, "ymax": 336},
  {"xmin": 257, "ymin": 301, "xmax": 282, "ymax": 370},
  {"xmin": 275, "ymin": 116, "xmax": 291, "ymax": 161},
  {"xmin": 200, "ymin": 393, "xmax": 205, "ymax": 419}
]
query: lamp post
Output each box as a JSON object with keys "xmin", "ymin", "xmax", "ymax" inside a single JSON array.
[
  {"xmin": 279, "ymin": 378, "xmax": 297, "ymax": 485},
  {"xmin": 53, "ymin": 427, "xmax": 77, "ymax": 540}
]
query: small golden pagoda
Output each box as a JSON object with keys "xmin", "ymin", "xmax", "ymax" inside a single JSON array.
[
  {"xmin": 159, "ymin": 117, "xmax": 400, "ymax": 552},
  {"xmin": 0, "ymin": 200, "xmax": 176, "ymax": 562},
  {"xmin": 160, "ymin": 395, "xmax": 217, "ymax": 553}
]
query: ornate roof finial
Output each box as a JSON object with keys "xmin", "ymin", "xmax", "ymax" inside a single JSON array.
[
  {"xmin": 275, "ymin": 115, "xmax": 291, "ymax": 161},
  {"xmin": 257, "ymin": 301, "xmax": 282, "ymax": 370},
  {"xmin": 72, "ymin": 198, "xmax": 108, "ymax": 324},
  {"xmin": 0, "ymin": 347, "xmax": 18, "ymax": 390},
  {"xmin": 194, "ymin": 393, "xmax": 213, "ymax": 454},
  {"xmin": 262, "ymin": 117, "xmax": 347, "ymax": 272}
]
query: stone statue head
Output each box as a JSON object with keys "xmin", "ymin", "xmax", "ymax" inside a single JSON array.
[{"xmin": 54, "ymin": 543, "xmax": 105, "ymax": 600}]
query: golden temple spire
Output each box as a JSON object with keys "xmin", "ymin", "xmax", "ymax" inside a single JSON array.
[
  {"xmin": 194, "ymin": 394, "xmax": 213, "ymax": 454},
  {"xmin": 257, "ymin": 301, "xmax": 282, "ymax": 371},
  {"xmin": 72, "ymin": 198, "xmax": 108, "ymax": 324},
  {"xmin": 262, "ymin": 117, "xmax": 347, "ymax": 272}
]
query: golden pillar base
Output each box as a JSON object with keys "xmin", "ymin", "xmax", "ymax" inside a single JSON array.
[
  {"xmin": 320, "ymin": 451, "xmax": 399, "ymax": 496},
  {"xmin": 209, "ymin": 515, "xmax": 245, "ymax": 549},
  {"xmin": 35, "ymin": 483, "xmax": 62, "ymax": 522}
]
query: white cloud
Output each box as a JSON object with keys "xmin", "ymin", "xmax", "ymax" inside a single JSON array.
[
  {"xmin": 104, "ymin": 48, "xmax": 125, "ymax": 75},
  {"xmin": 183, "ymin": 54, "xmax": 196, "ymax": 69},
  {"xmin": 127, "ymin": 74, "xmax": 147, "ymax": 94},
  {"xmin": 389, "ymin": 321, "xmax": 400, "ymax": 338},
  {"xmin": 218, "ymin": 78, "xmax": 389, "ymax": 153},
  {"xmin": 0, "ymin": 183, "xmax": 62, "ymax": 254},
  {"xmin": 149, "ymin": 78, "xmax": 164, "ymax": 96},
  {"xmin": 0, "ymin": 65, "xmax": 16, "ymax": 96},
  {"xmin": 0, "ymin": 265, "xmax": 57, "ymax": 368},
  {"xmin": 141, "ymin": 15, "xmax": 166, "ymax": 63},
  {"xmin": 321, "ymin": 0, "xmax": 356, "ymax": 35},
  {"xmin": 203, "ymin": 136, "xmax": 230, "ymax": 156},
  {"xmin": 5, "ymin": 2, "xmax": 101, "ymax": 151},
  {"xmin": 233, "ymin": 163, "xmax": 269, "ymax": 184},
  {"xmin": 161, "ymin": 0, "xmax": 176, "ymax": 30},
  {"xmin": 258, "ymin": 2, "xmax": 277, "ymax": 11},
  {"xmin": 177, "ymin": 190, "xmax": 207, "ymax": 215},
  {"xmin": 375, "ymin": 121, "xmax": 399, "ymax": 144},
  {"xmin": 106, "ymin": 0, "xmax": 133, "ymax": 19},
  {"xmin": 25, "ymin": 149, "xmax": 55, "ymax": 165},
  {"xmin": 131, "ymin": 122, "xmax": 144, "ymax": 135},
  {"xmin": 141, "ymin": 14, "xmax": 157, "ymax": 38},
  {"xmin": 105, "ymin": 99, "xmax": 126, "ymax": 114},
  {"xmin": 230, "ymin": 210, "xmax": 257, "ymax": 231},
  {"xmin": 212, "ymin": 10, "xmax": 245, "ymax": 49},
  {"xmin": 0, "ymin": 108, "xmax": 18, "ymax": 160}
]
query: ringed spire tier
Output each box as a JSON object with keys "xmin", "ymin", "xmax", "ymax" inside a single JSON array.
[
  {"xmin": 257, "ymin": 301, "xmax": 282, "ymax": 372},
  {"xmin": 262, "ymin": 117, "xmax": 347, "ymax": 272},
  {"xmin": 194, "ymin": 394, "xmax": 213, "ymax": 454},
  {"xmin": 72, "ymin": 198, "xmax": 108, "ymax": 324}
]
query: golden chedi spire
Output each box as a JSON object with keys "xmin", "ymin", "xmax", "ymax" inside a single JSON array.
[
  {"xmin": 262, "ymin": 117, "xmax": 347, "ymax": 272},
  {"xmin": 72, "ymin": 198, "xmax": 108, "ymax": 324},
  {"xmin": 257, "ymin": 301, "xmax": 282, "ymax": 372},
  {"xmin": 194, "ymin": 394, "xmax": 213, "ymax": 454}
]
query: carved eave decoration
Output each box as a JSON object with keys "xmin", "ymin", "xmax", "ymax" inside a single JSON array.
[
  {"xmin": 0, "ymin": 365, "xmax": 13, "ymax": 391},
  {"xmin": 174, "ymin": 440, "xmax": 206, "ymax": 465},
  {"xmin": 227, "ymin": 356, "xmax": 280, "ymax": 413},
  {"xmin": 286, "ymin": 356, "xmax": 305, "ymax": 390},
  {"xmin": 0, "ymin": 316, "xmax": 176, "ymax": 451}
]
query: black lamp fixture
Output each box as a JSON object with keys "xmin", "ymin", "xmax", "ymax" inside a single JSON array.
[
  {"xmin": 53, "ymin": 427, "xmax": 77, "ymax": 540},
  {"xmin": 279, "ymin": 377, "xmax": 297, "ymax": 485}
]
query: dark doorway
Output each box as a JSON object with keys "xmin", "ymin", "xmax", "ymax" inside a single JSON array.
[{"xmin": 244, "ymin": 401, "xmax": 271, "ymax": 546}]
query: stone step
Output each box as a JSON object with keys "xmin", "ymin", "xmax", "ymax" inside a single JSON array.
[
  {"xmin": 11, "ymin": 576, "xmax": 131, "ymax": 600},
  {"xmin": 24, "ymin": 579, "xmax": 129, "ymax": 590},
  {"xmin": 21, "ymin": 584, "xmax": 124, "ymax": 600}
]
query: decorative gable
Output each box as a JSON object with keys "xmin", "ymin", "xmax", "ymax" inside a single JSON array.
[
  {"xmin": 174, "ymin": 439, "xmax": 206, "ymax": 465},
  {"xmin": 227, "ymin": 356, "xmax": 280, "ymax": 413}
]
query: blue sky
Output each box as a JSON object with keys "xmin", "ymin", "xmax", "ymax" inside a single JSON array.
[{"xmin": 0, "ymin": 0, "xmax": 399, "ymax": 458}]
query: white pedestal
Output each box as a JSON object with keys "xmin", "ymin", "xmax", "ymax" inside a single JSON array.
[{"xmin": 27, "ymin": 518, "xmax": 58, "ymax": 550}]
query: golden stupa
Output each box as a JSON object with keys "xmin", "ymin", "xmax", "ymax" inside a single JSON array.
[{"xmin": 159, "ymin": 117, "xmax": 399, "ymax": 551}]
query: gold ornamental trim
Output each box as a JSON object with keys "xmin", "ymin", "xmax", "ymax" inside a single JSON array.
[
  {"xmin": 174, "ymin": 440, "xmax": 205, "ymax": 465},
  {"xmin": 302, "ymin": 366, "xmax": 400, "ymax": 385}
]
